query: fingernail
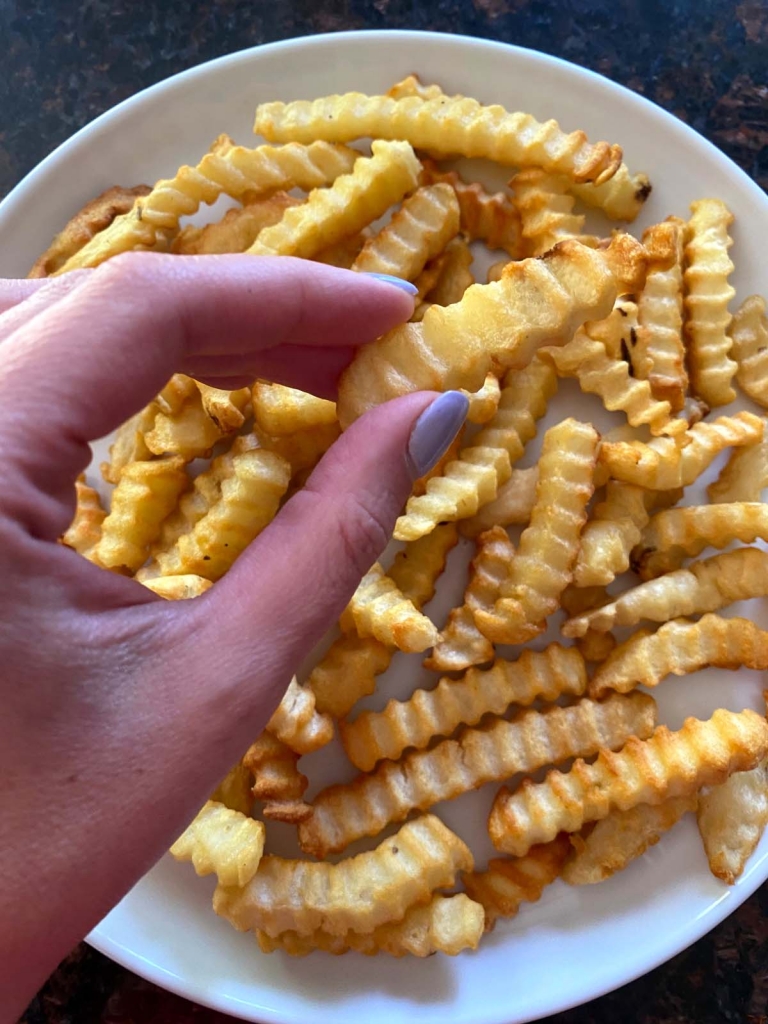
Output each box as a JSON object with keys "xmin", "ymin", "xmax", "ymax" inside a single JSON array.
[
  {"xmin": 407, "ymin": 391, "xmax": 470, "ymax": 478},
  {"xmin": 364, "ymin": 272, "xmax": 419, "ymax": 295}
]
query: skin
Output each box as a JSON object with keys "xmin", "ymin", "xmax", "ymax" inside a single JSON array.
[{"xmin": 0, "ymin": 254, "xmax": 437, "ymax": 1020}]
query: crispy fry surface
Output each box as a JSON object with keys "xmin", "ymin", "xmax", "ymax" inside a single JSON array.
[{"xmin": 340, "ymin": 561, "xmax": 439, "ymax": 653}]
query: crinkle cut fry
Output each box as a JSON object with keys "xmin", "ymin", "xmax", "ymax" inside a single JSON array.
[
  {"xmin": 488, "ymin": 709, "xmax": 768, "ymax": 856},
  {"xmin": 462, "ymin": 373, "xmax": 501, "ymax": 426},
  {"xmin": 247, "ymin": 140, "xmax": 422, "ymax": 258},
  {"xmin": 708, "ymin": 441, "xmax": 768, "ymax": 504},
  {"xmin": 394, "ymin": 358, "xmax": 557, "ymax": 540},
  {"xmin": 731, "ymin": 294, "xmax": 768, "ymax": 410},
  {"xmin": 243, "ymin": 731, "xmax": 312, "ymax": 824},
  {"xmin": 511, "ymin": 167, "xmax": 590, "ymax": 256},
  {"xmin": 254, "ymin": 93, "xmax": 622, "ymax": 185},
  {"xmin": 684, "ymin": 198, "xmax": 737, "ymax": 407},
  {"xmin": 462, "ymin": 835, "xmax": 571, "ymax": 930},
  {"xmin": 212, "ymin": 763, "xmax": 255, "ymax": 816},
  {"xmin": 195, "ymin": 383, "xmax": 251, "ymax": 433},
  {"xmin": 426, "ymin": 525, "xmax": 514, "ymax": 672},
  {"xmin": 266, "ymin": 677, "xmax": 334, "ymax": 755},
  {"xmin": 255, "ymin": 894, "xmax": 485, "ymax": 957},
  {"xmin": 140, "ymin": 574, "xmax": 213, "ymax": 601},
  {"xmin": 573, "ymin": 481, "xmax": 653, "ymax": 588},
  {"xmin": 340, "ymin": 561, "xmax": 439, "ymax": 653},
  {"xmin": 562, "ymin": 547, "xmax": 768, "ymax": 638},
  {"xmin": 597, "ymin": 411, "xmax": 764, "ymax": 490},
  {"xmin": 214, "ymin": 814, "xmax": 473, "ymax": 938},
  {"xmin": 697, "ymin": 758, "xmax": 768, "ymax": 884},
  {"xmin": 340, "ymin": 644, "xmax": 588, "ymax": 772},
  {"xmin": 55, "ymin": 138, "xmax": 360, "ymax": 272},
  {"xmin": 173, "ymin": 191, "xmax": 300, "ymax": 254},
  {"xmin": 299, "ymin": 692, "xmax": 656, "ymax": 857},
  {"xmin": 589, "ymin": 614, "xmax": 768, "ymax": 698},
  {"xmin": 632, "ymin": 502, "xmax": 768, "ymax": 579},
  {"xmin": 252, "ymin": 381, "xmax": 337, "ymax": 435},
  {"xmin": 351, "ymin": 182, "xmax": 460, "ymax": 280},
  {"xmin": 61, "ymin": 475, "xmax": 106, "ymax": 560},
  {"xmin": 561, "ymin": 585, "xmax": 617, "ymax": 664},
  {"xmin": 338, "ymin": 233, "xmax": 649, "ymax": 427},
  {"xmin": 386, "ymin": 73, "xmax": 448, "ymax": 102},
  {"xmin": 170, "ymin": 800, "xmax": 265, "ymax": 888},
  {"xmin": 474, "ymin": 418, "xmax": 598, "ymax": 644},
  {"xmin": 562, "ymin": 796, "xmax": 697, "ymax": 885},
  {"xmin": 459, "ymin": 466, "xmax": 539, "ymax": 538}
]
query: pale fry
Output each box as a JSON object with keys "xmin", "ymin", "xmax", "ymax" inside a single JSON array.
[
  {"xmin": 463, "ymin": 373, "xmax": 501, "ymax": 426},
  {"xmin": 633, "ymin": 218, "xmax": 687, "ymax": 411},
  {"xmin": 708, "ymin": 441, "xmax": 768, "ymax": 504},
  {"xmin": 140, "ymin": 574, "xmax": 213, "ymax": 600},
  {"xmin": 591, "ymin": 615, "xmax": 768, "ymax": 697},
  {"xmin": 243, "ymin": 732, "xmax": 312, "ymax": 824},
  {"xmin": 697, "ymin": 759, "xmax": 768, "ymax": 884},
  {"xmin": 488, "ymin": 709, "xmax": 768, "ymax": 856},
  {"xmin": 460, "ymin": 466, "xmax": 539, "ymax": 538},
  {"xmin": 298, "ymin": 693, "xmax": 656, "ymax": 857},
  {"xmin": 573, "ymin": 482, "xmax": 652, "ymax": 587},
  {"xmin": 731, "ymin": 295, "xmax": 768, "ymax": 409},
  {"xmin": 247, "ymin": 140, "xmax": 421, "ymax": 258},
  {"xmin": 340, "ymin": 644, "xmax": 588, "ymax": 771},
  {"xmin": 170, "ymin": 800, "xmax": 265, "ymax": 888},
  {"xmin": 570, "ymin": 163, "xmax": 651, "ymax": 222},
  {"xmin": 426, "ymin": 525, "xmax": 514, "ymax": 671},
  {"xmin": 562, "ymin": 796, "xmax": 697, "ymax": 885},
  {"xmin": 394, "ymin": 359, "xmax": 557, "ymax": 540},
  {"xmin": 561, "ymin": 585, "xmax": 617, "ymax": 664},
  {"xmin": 475, "ymin": 418, "xmax": 598, "ymax": 644},
  {"xmin": 254, "ymin": 93, "xmax": 622, "ymax": 184},
  {"xmin": 313, "ymin": 229, "xmax": 370, "ymax": 268},
  {"xmin": 340, "ymin": 562, "xmax": 439, "ymax": 653},
  {"xmin": 351, "ymin": 183, "xmax": 460, "ymax": 280},
  {"xmin": 633, "ymin": 502, "xmax": 768, "ymax": 579},
  {"xmin": 562, "ymin": 548, "xmax": 768, "ymax": 638},
  {"xmin": 338, "ymin": 233, "xmax": 647, "ymax": 427},
  {"xmin": 462, "ymin": 835, "xmax": 571, "ymax": 930},
  {"xmin": 173, "ymin": 191, "xmax": 299, "ymax": 254},
  {"xmin": 511, "ymin": 168, "xmax": 589, "ymax": 256},
  {"xmin": 597, "ymin": 411, "xmax": 764, "ymax": 489},
  {"xmin": 94, "ymin": 456, "xmax": 188, "ymax": 573},
  {"xmin": 266, "ymin": 677, "xmax": 334, "ymax": 755},
  {"xmin": 252, "ymin": 382, "xmax": 337, "ymax": 435},
  {"xmin": 256, "ymin": 893, "xmax": 484, "ymax": 957},
  {"xmin": 684, "ymin": 198, "xmax": 737, "ymax": 407},
  {"xmin": 62, "ymin": 475, "xmax": 106, "ymax": 560},
  {"xmin": 214, "ymin": 814, "xmax": 473, "ymax": 938}
]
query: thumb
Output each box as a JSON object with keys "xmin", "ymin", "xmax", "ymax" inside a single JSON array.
[{"xmin": 183, "ymin": 390, "xmax": 468, "ymax": 710}]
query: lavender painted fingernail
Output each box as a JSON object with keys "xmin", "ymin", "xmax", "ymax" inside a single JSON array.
[
  {"xmin": 407, "ymin": 391, "xmax": 470, "ymax": 479},
  {"xmin": 364, "ymin": 272, "xmax": 419, "ymax": 295}
]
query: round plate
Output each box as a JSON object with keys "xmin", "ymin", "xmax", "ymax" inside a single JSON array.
[{"xmin": 2, "ymin": 29, "xmax": 767, "ymax": 1024}]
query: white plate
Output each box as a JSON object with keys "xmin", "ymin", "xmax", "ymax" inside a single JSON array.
[{"xmin": 2, "ymin": 29, "xmax": 767, "ymax": 1024}]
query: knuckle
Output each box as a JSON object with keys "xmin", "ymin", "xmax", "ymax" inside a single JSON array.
[{"xmin": 336, "ymin": 489, "xmax": 392, "ymax": 574}]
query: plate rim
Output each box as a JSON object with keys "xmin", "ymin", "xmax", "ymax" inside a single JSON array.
[{"xmin": 4, "ymin": 27, "xmax": 767, "ymax": 1024}]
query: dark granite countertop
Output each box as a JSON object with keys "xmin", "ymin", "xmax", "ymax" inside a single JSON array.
[{"xmin": 4, "ymin": 1, "xmax": 767, "ymax": 1022}]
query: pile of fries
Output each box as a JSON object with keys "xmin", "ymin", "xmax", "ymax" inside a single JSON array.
[{"xmin": 49, "ymin": 75, "xmax": 768, "ymax": 958}]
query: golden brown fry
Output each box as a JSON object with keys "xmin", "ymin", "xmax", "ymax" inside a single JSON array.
[
  {"xmin": 462, "ymin": 835, "xmax": 571, "ymax": 930},
  {"xmin": 394, "ymin": 359, "xmax": 557, "ymax": 540},
  {"xmin": 140, "ymin": 574, "xmax": 213, "ymax": 600},
  {"xmin": 172, "ymin": 191, "xmax": 299, "ymax": 254},
  {"xmin": 708, "ymin": 441, "xmax": 768, "ymax": 504},
  {"xmin": 299, "ymin": 693, "xmax": 656, "ymax": 857},
  {"xmin": 633, "ymin": 502, "xmax": 768, "ymax": 579},
  {"xmin": 252, "ymin": 382, "xmax": 337, "ymax": 435},
  {"xmin": 426, "ymin": 525, "xmax": 514, "ymax": 671},
  {"xmin": 597, "ymin": 411, "xmax": 764, "ymax": 489},
  {"xmin": 266, "ymin": 677, "xmax": 334, "ymax": 755},
  {"xmin": 194, "ymin": 383, "xmax": 251, "ymax": 433},
  {"xmin": 562, "ymin": 796, "xmax": 697, "ymax": 885},
  {"xmin": 486, "ymin": 259, "xmax": 508, "ymax": 283},
  {"xmin": 243, "ymin": 732, "xmax": 312, "ymax": 825},
  {"xmin": 511, "ymin": 168, "xmax": 590, "ymax": 256},
  {"xmin": 338, "ymin": 233, "xmax": 648, "ymax": 427},
  {"xmin": 215, "ymin": 814, "xmax": 473, "ymax": 938},
  {"xmin": 313, "ymin": 228, "xmax": 370, "ymax": 268},
  {"xmin": 101, "ymin": 401, "xmax": 164, "ymax": 484},
  {"xmin": 475, "ymin": 418, "xmax": 598, "ymax": 644},
  {"xmin": 562, "ymin": 548, "xmax": 768, "ymax": 638},
  {"xmin": 684, "ymin": 198, "xmax": 737, "ymax": 407},
  {"xmin": 459, "ymin": 466, "xmax": 539, "ymax": 538},
  {"xmin": 386, "ymin": 74, "xmax": 448, "ymax": 102},
  {"xmin": 212, "ymin": 763, "xmax": 254, "ymax": 815},
  {"xmin": 340, "ymin": 562, "xmax": 439, "ymax": 653},
  {"xmin": 731, "ymin": 294, "xmax": 768, "ymax": 409},
  {"xmin": 29, "ymin": 184, "xmax": 152, "ymax": 277},
  {"xmin": 351, "ymin": 183, "xmax": 460, "ymax": 280},
  {"xmin": 589, "ymin": 614, "xmax": 768, "ymax": 698},
  {"xmin": 255, "ymin": 893, "xmax": 484, "ymax": 957},
  {"xmin": 62, "ymin": 475, "xmax": 106, "ymax": 560},
  {"xmin": 420, "ymin": 160, "xmax": 522, "ymax": 256},
  {"xmin": 56, "ymin": 138, "xmax": 360, "ymax": 272},
  {"xmin": 573, "ymin": 482, "xmax": 652, "ymax": 587},
  {"xmin": 144, "ymin": 388, "xmax": 229, "ymax": 462},
  {"xmin": 254, "ymin": 93, "xmax": 622, "ymax": 185},
  {"xmin": 633, "ymin": 218, "xmax": 688, "ymax": 411},
  {"xmin": 488, "ymin": 709, "xmax": 768, "ymax": 856},
  {"xmin": 247, "ymin": 141, "xmax": 421, "ymax": 258},
  {"xmin": 170, "ymin": 801, "xmax": 265, "ymax": 888},
  {"xmin": 255, "ymin": 421, "xmax": 341, "ymax": 475},
  {"xmin": 340, "ymin": 644, "xmax": 588, "ymax": 771},
  {"xmin": 697, "ymin": 759, "xmax": 768, "ymax": 884},
  {"xmin": 462, "ymin": 373, "xmax": 501, "ymax": 426},
  {"xmin": 570, "ymin": 163, "xmax": 651, "ymax": 222},
  {"xmin": 94, "ymin": 456, "xmax": 188, "ymax": 573}
]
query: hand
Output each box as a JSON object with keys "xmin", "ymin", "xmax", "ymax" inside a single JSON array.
[{"xmin": 0, "ymin": 254, "xmax": 468, "ymax": 1019}]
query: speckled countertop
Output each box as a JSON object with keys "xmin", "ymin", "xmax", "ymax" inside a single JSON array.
[{"xmin": 5, "ymin": 1, "xmax": 767, "ymax": 1022}]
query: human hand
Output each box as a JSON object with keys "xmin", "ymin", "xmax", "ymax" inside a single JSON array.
[{"xmin": 0, "ymin": 254, "xmax": 468, "ymax": 1019}]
